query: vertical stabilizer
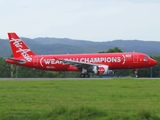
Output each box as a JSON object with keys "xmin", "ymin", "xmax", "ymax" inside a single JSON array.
[{"xmin": 8, "ymin": 32, "xmax": 35, "ymax": 62}]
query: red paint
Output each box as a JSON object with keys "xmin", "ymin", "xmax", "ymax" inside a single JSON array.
[
  {"xmin": 6, "ymin": 33, "xmax": 157, "ymax": 76},
  {"xmin": 98, "ymin": 67, "xmax": 105, "ymax": 74}
]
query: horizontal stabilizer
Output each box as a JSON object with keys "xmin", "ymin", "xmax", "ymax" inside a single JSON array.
[{"xmin": 7, "ymin": 58, "xmax": 26, "ymax": 64}]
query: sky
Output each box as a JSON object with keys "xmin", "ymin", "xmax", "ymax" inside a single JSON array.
[{"xmin": 0, "ymin": 0, "xmax": 160, "ymax": 41}]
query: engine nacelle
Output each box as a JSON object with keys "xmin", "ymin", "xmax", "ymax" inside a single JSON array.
[{"xmin": 92, "ymin": 65, "xmax": 110, "ymax": 75}]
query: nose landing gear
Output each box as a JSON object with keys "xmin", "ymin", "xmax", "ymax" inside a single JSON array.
[{"xmin": 134, "ymin": 69, "xmax": 138, "ymax": 78}]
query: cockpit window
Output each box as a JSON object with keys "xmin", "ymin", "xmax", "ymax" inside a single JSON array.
[{"xmin": 144, "ymin": 56, "xmax": 149, "ymax": 61}]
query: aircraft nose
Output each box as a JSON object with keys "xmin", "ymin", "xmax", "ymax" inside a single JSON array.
[{"xmin": 151, "ymin": 59, "xmax": 157, "ymax": 66}]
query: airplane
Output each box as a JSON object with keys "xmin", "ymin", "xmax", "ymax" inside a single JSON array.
[{"xmin": 6, "ymin": 32, "xmax": 157, "ymax": 78}]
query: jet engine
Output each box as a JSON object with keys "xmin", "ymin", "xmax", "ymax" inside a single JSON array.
[{"xmin": 92, "ymin": 65, "xmax": 110, "ymax": 75}]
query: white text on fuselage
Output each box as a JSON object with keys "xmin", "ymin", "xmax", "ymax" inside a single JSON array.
[
  {"xmin": 10, "ymin": 38, "xmax": 32, "ymax": 62},
  {"xmin": 44, "ymin": 57, "xmax": 121, "ymax": 65}
]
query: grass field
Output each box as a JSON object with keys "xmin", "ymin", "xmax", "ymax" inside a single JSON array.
[{"xmin": 0, "ymin": 78, "xmax": 160, "ymax": 120}]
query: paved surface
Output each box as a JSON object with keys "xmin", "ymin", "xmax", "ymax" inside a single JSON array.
[
  {"xmin": 0, "ymin": 78, "xmax": 159, "ymax": 80},
  {"xmin": 0, "ymin": 78, "xmax": 112, "ymax": 80}
]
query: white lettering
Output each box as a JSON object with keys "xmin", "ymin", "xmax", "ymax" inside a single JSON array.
[
  {"xmin": 10, "ymin": 39, "xmax": 23, "ymax": 48},
  {"xmin": 90, "ymin": 58, "xmax": 94, "ymax": 63},
  {"xmin": 55, "ymin": 60, "xmax": 60, "ymax": 64},
  {"xmin": 10, "ymin": 38, "xmax": 32, "ymax": 62},
  {"xmin": 111, "ymin": 57, "xmax": 117, "ymax": 62},
  {"xmin": 44, "ymin": 59, "xmax": 63, "ymax": 65},
  {"xmin": 43, "ymin": 57, "xmax": 122, "ymax": 65},
  {"xmin": 100, "ymin": 57, "xmax": 105, "ymax": 62},
  {"xmin": 117, "ymin": 57, "xmax": 121, "ymax": 62},
  {"xmin": 85, "ymin": 58, "xmax": 90, "ymax": 63},
  {"xmin": 51, "ymin": 59, "xmax": 55, "ymax": 64},
  {"xmin": 80, "ymin": 58, "xmax": 85, "ymax": 62},
  {"xmin": 94, "ymin": 58, "xmax": 100, "ymax": 62},
  {"xmin": 44, "ymin": 59, "xmax": 51, "ymax": 64},
  {"xmin": 106, "ymin": 57, "xmax": 112, "ymax": 62}
]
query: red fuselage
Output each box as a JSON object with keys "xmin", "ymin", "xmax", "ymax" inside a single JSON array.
[
  {"xmin": 6, "ymin": 52, "xmax": 157, "ymax": 72},
  {"xmin": 5, "ymin": 32, "xmax": 157, "ymax": 77}
]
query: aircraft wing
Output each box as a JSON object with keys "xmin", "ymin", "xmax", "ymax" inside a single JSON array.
[{"xmin": 59, "ymin": 59, "xmax": 98, "ymax": 69}]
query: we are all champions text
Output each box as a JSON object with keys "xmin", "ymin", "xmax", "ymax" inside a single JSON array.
[{"xmin": 44, "ymin": 57, "xmax": 121, "ymax": 64}]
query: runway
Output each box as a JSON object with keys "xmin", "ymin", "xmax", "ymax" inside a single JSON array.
[
  {"xmin": 0, "ymin": 78, "xmax": 159, "ymax": 80},
  {"xmin": 0, "ymin": 78, "xmax": 112, "ymax": 80}
]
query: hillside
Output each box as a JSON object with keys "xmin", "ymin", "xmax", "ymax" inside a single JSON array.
[{"xmin": 0, "ymin": 37, "xmax": 160, "ymax": 58}]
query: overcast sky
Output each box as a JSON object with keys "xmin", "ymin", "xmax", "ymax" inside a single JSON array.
[{"xmin": 0, "ymin": 0, "xmax": 160, "ymax": 41}]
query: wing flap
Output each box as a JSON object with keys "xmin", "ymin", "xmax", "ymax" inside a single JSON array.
[{"xmin": 59, "ymin": 59, "xmax": 98, "ymax": 69}]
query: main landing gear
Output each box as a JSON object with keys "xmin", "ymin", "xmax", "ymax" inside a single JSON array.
[
  {"xmin": 80, "ymin": 68, "xmax": 90, "ymax": 78},
  {"xmin": 80, "ymin": 73, "xmax": 90, "ymax": 78}
]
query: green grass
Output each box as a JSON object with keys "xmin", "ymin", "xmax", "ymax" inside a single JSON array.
[{"xmin": 0, "ymin": 78, "xmax": 160, "ymax": 120}]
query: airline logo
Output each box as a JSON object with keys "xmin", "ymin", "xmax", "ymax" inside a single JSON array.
[
  {"xmin": 10, "ymin": 38, "xmax": 32, "ymax": 62},
  {"xmin": 98, "ymin": 67, "xmax": 105, "ymax": 74}
]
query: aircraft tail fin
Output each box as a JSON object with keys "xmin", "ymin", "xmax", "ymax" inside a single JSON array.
[{"xmin": 8, "ymin": 32, "xmax": 35, "ymax": 62}]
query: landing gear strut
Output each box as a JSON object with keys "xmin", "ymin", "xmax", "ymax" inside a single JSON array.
[
  {"xmin": 80, "ymin": 68, "xmax": 90, "ymax": 78},
  {"xmin": 134, "ymin": 69, "xmax": 138, "ymax": 78}
]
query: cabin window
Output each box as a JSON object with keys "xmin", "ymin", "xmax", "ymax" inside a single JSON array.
[{"xmin": 143, "ymin": 56, "xmax": 149, "ymax": 62}]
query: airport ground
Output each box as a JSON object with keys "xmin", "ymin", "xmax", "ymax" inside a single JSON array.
[{"xmin": 0, "ymin": 78, "xmax": 160, "ymax": 120}]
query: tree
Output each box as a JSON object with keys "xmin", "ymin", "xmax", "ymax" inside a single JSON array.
[
  {"xmin": 99, "ymin": 47, "xmax": 123, "ymax": 53},
  {"xmin": 0, "ymin": 57, "xmax": 10, "ymax": 77}
]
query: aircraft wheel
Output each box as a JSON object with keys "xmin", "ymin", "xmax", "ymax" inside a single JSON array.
[
  {"xmin": 80, "ymin": 74, "xmax": 85, "ymax": 78},
  {"xmin": 85, "ymin": 74, "xmax": 90, "ymax": 78},
  {"xmin": 80, "ymin": 74, "xmax": 90, "ymax": 78}
]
